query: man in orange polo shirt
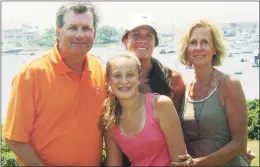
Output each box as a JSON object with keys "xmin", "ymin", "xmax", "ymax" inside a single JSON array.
[{"xmin": 2, "ymin": 2, "xmax": 105, "ymax": 166}]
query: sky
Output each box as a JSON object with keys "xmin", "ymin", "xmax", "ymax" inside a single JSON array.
[{"xmin": 2, "ymin": 2, "xmax": 259, "ymax": 33}]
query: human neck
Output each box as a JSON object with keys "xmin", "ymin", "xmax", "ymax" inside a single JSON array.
[
  {"xmin": 58, "ymin": 44, "xmax": 86, "ymax": 76},
  {"xmin": 193, "ymin": 65, "xmax": 215, "ymax": 85},
  {"xmin": 140, "ymin": 58, "xmax": 152, "ymax": 72},
  {"xmin": 119, "ymin": 93, "xmax": 143, "ymax": 115}
]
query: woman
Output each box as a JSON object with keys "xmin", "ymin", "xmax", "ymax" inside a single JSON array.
[
  {"xmin": 172, "ymin": 19, "xmax": 249, "ymax": 166},
  {"xmin": 102, "ymin": 54, "xmax": 186, "ymax": 166},
  {"xmin": 121, "ymin": 13, "xmax": 186, "ymax": 113}
]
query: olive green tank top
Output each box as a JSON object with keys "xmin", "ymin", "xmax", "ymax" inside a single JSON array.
[{"xmin": 180, "ymin": 75, "xmax": 249, "ymax": 166}]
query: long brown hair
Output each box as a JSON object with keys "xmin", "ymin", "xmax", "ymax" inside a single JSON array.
[
  {"xmin": 149, "ymin": 57, "xmax": 174, "ymax": 98},
  {"xmin": 102, "ymin": 53, "xmax": 141, "ymax": 130}
]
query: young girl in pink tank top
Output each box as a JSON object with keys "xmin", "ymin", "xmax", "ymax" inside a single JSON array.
[{"xmin": 102, "ymin": 53, "xmax": 187, "ymax": 166}]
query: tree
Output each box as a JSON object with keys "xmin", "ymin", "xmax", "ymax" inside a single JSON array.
[
  {"xmin": 42, "ymin": 27, "xmax": 56, "ymax": 47},
  {"xmin": 96, "ymin": 25, "xmax": 120, "ymax": 44}
]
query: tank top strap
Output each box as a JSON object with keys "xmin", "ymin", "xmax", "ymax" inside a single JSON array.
[
  {"xmin": 217, "ymin": 74, "xmax": 227, "ymax": 89},
  {"xmin": 145, "ymin": 93, "xmax": 159, "ymax": 118}
]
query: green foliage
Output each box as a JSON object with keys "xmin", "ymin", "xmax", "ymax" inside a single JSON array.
[
  {"xmin": 95, "ymin": 25, "xmax": 120, "ymax": 44},
  {"xmin": 247, "ymin": 99, "xmax": 260, "ymax": 140},
  {"xmin": 1, "ymin": 152, "xmax": 18, "ymax": 167},
  {"xmin": 101, "ymin": 141, "xmax": 106, "ymax": 166},
  {"xmin": 29, "ymin": 27, "xmax": 56, "ymax": 47},
  {"xmin": 1, "ymin": 137, "xmax": 19, "ymax": 167}
]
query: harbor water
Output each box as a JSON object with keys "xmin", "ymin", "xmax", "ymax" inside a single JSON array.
[{"xmin": 1, "ymin": 47, "xmax": 259, "ymax": 122}]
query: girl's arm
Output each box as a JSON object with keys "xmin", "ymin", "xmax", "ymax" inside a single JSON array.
[
  {"xmin": 153, "ymin": 95, "xmax": 187, "ymax": 162},
  {"xmin": 104, "ymin": 128, "xmax": 123, "ymax": 166}
]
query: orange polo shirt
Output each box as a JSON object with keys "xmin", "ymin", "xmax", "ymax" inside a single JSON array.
[{"xmin": 2, "ymin": 44, "xmax": 106, "ymax": 166}]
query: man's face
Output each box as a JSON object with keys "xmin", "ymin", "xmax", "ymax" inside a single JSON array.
[{"xmin": 56, "ymin": 10, "xmax": 96, "ymax": 56}]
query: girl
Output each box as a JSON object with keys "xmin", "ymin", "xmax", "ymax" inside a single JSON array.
[{"xmin": 102, "ymin": 53, "xmax": 186, "ymax": 166}]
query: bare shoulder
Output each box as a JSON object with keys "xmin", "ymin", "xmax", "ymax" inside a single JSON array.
[
  {"xmin": 154, "ymin": 94, "xmax": 174, "ymax": 106},
  {"xmin": 170, "ymin": 69, "xmax": 183, "ymax": 82},
  {"xmin": 167, "ymin": 69, "xmax": 185, "ymax": 89},
  {"xmin": 220, "ymin": 74, "xmax": 243, "ymax": 93},
  {"xmin": 152, "ymin": 94, "xmax": 175, "ymax": 118},
  {"xmin": 219, "ymin": 73, "xmax": 245, "ymax": 102}
]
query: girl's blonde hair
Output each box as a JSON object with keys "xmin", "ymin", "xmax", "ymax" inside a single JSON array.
[
  {"xmin": 178, "ymin": 19, "xmax": 227, "ymax": 66},
  {"xmin": 102, "ymin": 53, "xmax": 141, "ymax": 129}
]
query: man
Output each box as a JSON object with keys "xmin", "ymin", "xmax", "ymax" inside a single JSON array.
[{"xmin": 2, "ymin": 2, "xmax": 105, "ymax": 166}]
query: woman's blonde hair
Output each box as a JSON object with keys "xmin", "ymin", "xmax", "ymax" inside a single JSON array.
[
  {"xmin": 178, "ymin": 19, "xmax": 227, "ymax": 66},
  {"xmin": 102, "ymin": 53, "xmax": 141, "ymax": 130}
]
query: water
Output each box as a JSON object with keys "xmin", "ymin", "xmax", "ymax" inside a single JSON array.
[{"xmin": 1, "ymin": 47, "xmax": 259, "ymax": 122}]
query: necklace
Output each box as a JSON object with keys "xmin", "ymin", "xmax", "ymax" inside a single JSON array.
[
  {"xmin": 191, "ymin": 68, "xmax": 215, "ymax": 101},
  {"xmin": 186, "ymin": 68, "xmax": 215, "ymax": 122}
]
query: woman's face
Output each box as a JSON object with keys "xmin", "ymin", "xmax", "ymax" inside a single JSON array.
[
  {"xmin": 186, "ymin": 27, "xmax": 216, "ymax": 67},
  {"xmin": 108, "ymin": 57, "xmax": 140, "ymax": 100},
  {"xmin": 123, "ymin": 25, "xmax": 156, "ymax": 61}
]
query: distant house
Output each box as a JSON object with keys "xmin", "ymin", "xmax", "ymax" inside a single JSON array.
[{"xmin": 2, "ymin": 22, "xmax": 40, "ymax": 43}]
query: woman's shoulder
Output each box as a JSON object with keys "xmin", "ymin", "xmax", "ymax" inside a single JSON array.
[
  {"xmin": 217, "ymin": 71, "xmax": 241, "ymax": 90},
  {"xmin": 216, "ymin": 71, "xmax": 244, "ymax": 103},
  {"xmin": 166, "ymin": 68, "xmax": 185, "ymax": 91}
]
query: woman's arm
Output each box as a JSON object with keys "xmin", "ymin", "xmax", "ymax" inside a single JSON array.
[
  {"xmin": 169, "ymin": 71, "xmax": 185, "ymax": 114},
  {"xmin": 104, "ymin": 128, "xmax": 123, "ymax": 166},
  {"xmin": 153, "ymin": 95, "xmax": 187, "ymax": 162}
]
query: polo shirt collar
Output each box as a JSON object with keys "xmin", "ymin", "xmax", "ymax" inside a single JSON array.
[{"xmin": 50, "ymin": 44, "xmax": 91, "ymax": 75}]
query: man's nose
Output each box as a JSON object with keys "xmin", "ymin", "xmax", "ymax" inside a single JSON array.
[{"xmin": 75, "ymin": 30, "xmax": 85, "ymax": 39}]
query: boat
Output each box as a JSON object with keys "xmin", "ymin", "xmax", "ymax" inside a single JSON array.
[
  {"xmin": 234, "ymin": 71, "xmax": 243, "ymax": 75},
  {"xmin": 159, "ymin": 48, "xmax": 176, "ymax": 54},
  {"xmin": 185, "ymin": 66, "xmax": 193, "ymax": 69},
  {"xmin": 2, "ymin": 47, "xmax": 24, "ymax": 54},
  {"xmin": 228, "ymin": 52, "xmax": 233, "ymax": 57},
  {"xmin": 18, "ymin": 50, "xmax": 36, "ymax": 56},
  {"xmin": 252, "ymin": 59, "xmax": 259, "ymax": 67},
  {"xmin": 240, "ymin": 57, "xmax": 249, "ymax": 62}
]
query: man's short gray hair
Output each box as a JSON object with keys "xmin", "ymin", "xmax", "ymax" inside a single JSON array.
[{"xmin": 56, "ymin": 2, "xmax": 99, "ymax": 29}]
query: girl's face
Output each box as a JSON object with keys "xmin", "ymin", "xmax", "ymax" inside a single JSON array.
[
  {"xmin": 186, "ymin": 27, "xmax": 216, "ymax": 67},
  {"xmin": 108, "ymin": 57, "xmax": 140, "ymax": 100}
]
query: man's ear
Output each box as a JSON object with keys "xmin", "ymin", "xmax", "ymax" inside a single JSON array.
[
  {"xmin": 122, "ymin": 37, "xmax": 128, "ymax": 48},
  {"xmin": 56, "ymin": 27, "xmax": 61, "ymax": 42}
]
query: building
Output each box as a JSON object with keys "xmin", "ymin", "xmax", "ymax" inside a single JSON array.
[{"xmin": 2, "ymin": 21, "xmax": 41, "ymax": 43}]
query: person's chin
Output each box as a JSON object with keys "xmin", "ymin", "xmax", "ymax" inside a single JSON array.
[
  {"xmin": 136, "ymin": 54, "xmax": 150, "ymax": 60},
  {"xmin": 116, "ymin": 92, "xmax": 134, "ymax": 100},
  {"xmin": 70, "ymin": 49, "xmax": 88, "ymax": 55}
]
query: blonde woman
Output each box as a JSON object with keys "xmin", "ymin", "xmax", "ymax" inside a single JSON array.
[{"xmin": 172, "ymin": 19, "xmax": 252, "ymax": 166}]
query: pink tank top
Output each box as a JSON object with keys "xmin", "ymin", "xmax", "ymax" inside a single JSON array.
[{"xmin": 112, "ymin": 93, "xmax": 171, "ymax": 166}]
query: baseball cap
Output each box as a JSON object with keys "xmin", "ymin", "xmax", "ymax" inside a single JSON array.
[{"xmin": 121, "ymin": 13, "xmax": 159, "ymax": 46}]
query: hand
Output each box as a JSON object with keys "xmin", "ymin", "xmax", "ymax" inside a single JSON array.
[
  {"xmin": 171, "ymin": 154, "xmax": 195, "ymax": 166},
  {"xmin": 242, "ymin": 148, "xmax": 255, "ymax": 164}
]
